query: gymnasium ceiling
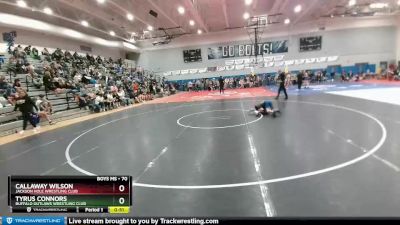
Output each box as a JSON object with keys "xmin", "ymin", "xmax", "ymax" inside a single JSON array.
[{"xmin": 0, "ymin": 0, "xmax": 399, "ymax": 48}]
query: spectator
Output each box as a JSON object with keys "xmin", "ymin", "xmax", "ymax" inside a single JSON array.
[
  {"xmin": 43, "ymin": 71, "xmax": 54, "ymax": 93},
  {"xmin": 303, "ymin": 71, "xmax": 310, "ymax": 88},
  {"xmin": 13, "ymin": 79, "xmax": 21, "ymax": 90},
  {"xmin": 26, "ymin": 63, "xmax": 36, "ymax": 78},
  {"xmin": 31, "ymin": 47, "xmax": 39, "ymax": 60},
  {"xmin": 187, "ymin": 80, "xmax": 193, "ymax": 92},
  {"xmin": 93, "ymin": 93, "xmax": 105, "ymax": 112},
  {"xmin": 297, "ymin": 71, "xmax": 304, "ymax": 90},
  {"xmin": 104, "ymin": 92, "xmax": 114, "ymax": 110},
  {"xmin": 24, "ymin": 45, "xmax": 31, "ymax": 55},
  {"xmin": 0, "ymin": 55, "xmax": 5, "ymax": 69},
  {"xmin": 0, "ymin": 75, "xmax": 12, "ymax": 98},
  {"xmin": 36, "ymin": 94, "xmax": 54, "ymax": 125},
  {"xmin": 117, "ymin": 88, "xmax": 130, "ymax": 106},
  {"xmin": 14, "ymin": 89, "xmax": 39, "ymax": 134},
  {"xmin": 75, "ymin": 93, "xmax": 88, "ymax": 110}
]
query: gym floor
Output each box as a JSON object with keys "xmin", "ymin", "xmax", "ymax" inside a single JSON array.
[{"xmin": 0, "ymin": 84, "xmax": 400, "ymax": 217}]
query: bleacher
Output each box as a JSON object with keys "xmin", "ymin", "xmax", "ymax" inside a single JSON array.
[{"xmin": 0, "ymin": 52, "xmax": 90, "ymax": 136}]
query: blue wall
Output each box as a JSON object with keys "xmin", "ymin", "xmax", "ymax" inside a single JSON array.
[{"xmin": 171, "ymin": 64, "xmax": 376, "ymax": 85}]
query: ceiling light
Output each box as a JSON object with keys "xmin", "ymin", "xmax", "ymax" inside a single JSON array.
[
  {"xmin": 189, "ymin": 20, "xmax": 195, "ymax": 26},
  {"xmin": 16, "ymin": 0, "xmax": 27, "ymax": 8},
  {"xmin": 81, "ymin": 20, "xmax": 89, "ymax": 27},
  {"xmin": 127, "ymin": 13, "xmax": 134, "ymax": 21},
  {"xmin": 294, "ymin": 5, "xmax": 302, "ymax": 13},
  {"xmin": 245, "ymin": 0, "xmax": 253, "ymax": 5},
  {"xmin": 369, "ymin": 3, "xmax": 388, "ymax": 9},
  {"xmin": 197, "ymin": 29, "xmax": 202, "ymax": 34},
  {"xmin": 330, "ymin": 14, "xmax": 334, "ymax": 18},
  {"xmin": 284, "ymin": 18, "xmax": 290, "ymax": 24},
  {"xmin": 348, "ymin": 0, "xmax": 356, "ymax": 7},
  {"xmin": 97, "ymin": 0, "xmax": 106, "ymax": 4},
  {"xmin": 147, "ymin": 25, "xmax": 153, "ymax": 31},
  {"xmin": 178, "ymin": 6, "xmax": 185, "ymax": 14},
  {"xmin": 109, "ymin": 31, "xmax": 115, "ymax": 36},
  {"xmin": 398, "ymin": 0, "xmax": 400, "ymax": 5},
  {"xmin": 243, "ymin": 12, "xmax": 250, "ymax": 20},
  {"xmin": 43, "ymin": 7, "xmax": 53, "ymax": 15},
  {"xmin": 64, "ymin": 29, "xmax": 84, "ymax": 38}
]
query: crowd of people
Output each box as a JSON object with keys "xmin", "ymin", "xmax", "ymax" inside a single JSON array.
[
  {"xmin": 0, "ymin": 45, "xmax": 177, "ymax": 134},
  {"xmin": 183, "ymin": 74, "xmax": 264, "ymax": 92}
]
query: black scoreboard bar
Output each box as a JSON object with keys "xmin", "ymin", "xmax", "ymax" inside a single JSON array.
[{"xmin": 8, "ymin": 176, "xmax": 132, "ymax": 214}]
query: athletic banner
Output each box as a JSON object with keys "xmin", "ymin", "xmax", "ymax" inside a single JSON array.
[{"xmin": 207, "ymin": 40, "xmax": 288, "ymax": 60}]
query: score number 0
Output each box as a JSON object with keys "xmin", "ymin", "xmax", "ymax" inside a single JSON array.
[{"xmin": 118, "ymin": 184, "xmax": 126, "ymax": 205}]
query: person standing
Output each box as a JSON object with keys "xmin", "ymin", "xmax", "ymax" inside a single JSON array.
[
  {"xmin": 218, "ymin": 76, "xmax": 225, "ymax": 94},
  {"xmin": 275, "ymin": 70, "xmax": 288, "ymax": 100},
  {"xmin": 14, "ymin": 89, "xmax": 39, "ymax": 134},
  {"xmin": 297, "ymin": 71, "xmax": 304, "ymax": 90}
]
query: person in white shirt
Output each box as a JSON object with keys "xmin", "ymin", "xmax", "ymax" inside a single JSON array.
[
  {"xmin": 187, "ymin": 81, "xmax": 193, "ymax": 92},
  {"xmin": 36, "ymin": 94, "xmax": 54, "ymax": 125},
  {"xmin": 117, "ymin": 88, "xmax": 129, "ymax": 106},
  {"xmin": 94, "ymin": 94, "xmax": 105, "ymax": 112}
]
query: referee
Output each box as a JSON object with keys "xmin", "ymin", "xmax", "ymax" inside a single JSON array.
[
  {"xmin": 218, "ymin": 76, "xmax": 225, "ymax": 94},
  {"xmin": 275, "ymin": 70, "xmax": 288, "ymax": 100}
]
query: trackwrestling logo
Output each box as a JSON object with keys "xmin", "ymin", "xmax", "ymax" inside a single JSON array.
[{"xmin": 1, "ymin": 217, "xmax": 65, "ymax": 225}]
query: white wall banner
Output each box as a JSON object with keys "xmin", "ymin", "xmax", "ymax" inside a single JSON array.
[
  {"xmin": 305, "ymin": 58, "xmax": 316, "ymax": 64},
  {"xmin": 264, "ymin": 62, "xmax": 274, "ymax": 67},
  {"xmin": 198, "ymin": 68, "xmax": 207, "ymax": 73},
  {"xmin": 189, "ymin": 69, "xmax": 199, "ymax": 74},
  {"xmin": 273, "ymin": 55, "xmax": 285, "ymax": 61},
  {"xmin": 235, "ymin": 65, "xmax": 245, "ymax": 70},
  {"xmin": 234, "ymin": 59, "xmax": 244, "ymax": 65},
  {"xmin": 163, "ymin": 71, "xmax": 172, "ymax": 76},
  {"xmin": 225, "ymin": 65, "xmax": 235, "ymax": 71},
  {"xmin": 285, "ymin": 60, "xmax": 295, "ymax": 66},
  {"xmin": 172, "ymin": 70, "xmax": 181, "ymax": 75},
  {"xmin": 317, "ymin": 57, "xmax": 327, "ymax": 63},
  {"xmin": 295, "ymin": 59, "xmax": 305, "ymax": 65},
  {"xmin": 217, "ymin": 66, "xmax": 226, "ymax": 71},
  {"xmin": 327, "ymin": 56, "xmax": 339, "ymax": 62},
  {"xmin": 225, "ymin": 60, "xmax": 235, "ymax": 66},
  {"xmin": 264, "ymin": 56, "xmax": 274, "ymax": 62}
]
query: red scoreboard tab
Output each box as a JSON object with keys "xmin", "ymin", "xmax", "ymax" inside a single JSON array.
[{"xmin": 8, "ymin": 176, "xmax": 132, "ymax": 213}]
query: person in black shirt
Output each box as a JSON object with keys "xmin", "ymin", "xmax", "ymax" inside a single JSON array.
[
  {"xmin": 276, "ymin": 71, "xmax": 288, "ymax": 100},
  {"xmin": 297, "ymin": 71, "xmax": 304, "ymax": 90},
  {"xmin": 218, "ymin": 76, "xmax": 224, "ymax": 94},
  {"xmin": 14, "ymin": 89, "xmax": 39, "ymax": 134},
  {"xmin": 13, "ymin": 79, "xmax": 21, "ymax": 89}
]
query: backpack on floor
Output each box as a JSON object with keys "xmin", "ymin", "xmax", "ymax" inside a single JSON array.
[{"xmin": 29, "ymin": 113, "xmax": 40, "ymax": 126}]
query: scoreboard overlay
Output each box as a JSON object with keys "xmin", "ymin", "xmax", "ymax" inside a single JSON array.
[{"xmin": 8, "ymin": 176, "xmax": 132, "ymax": 214}]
